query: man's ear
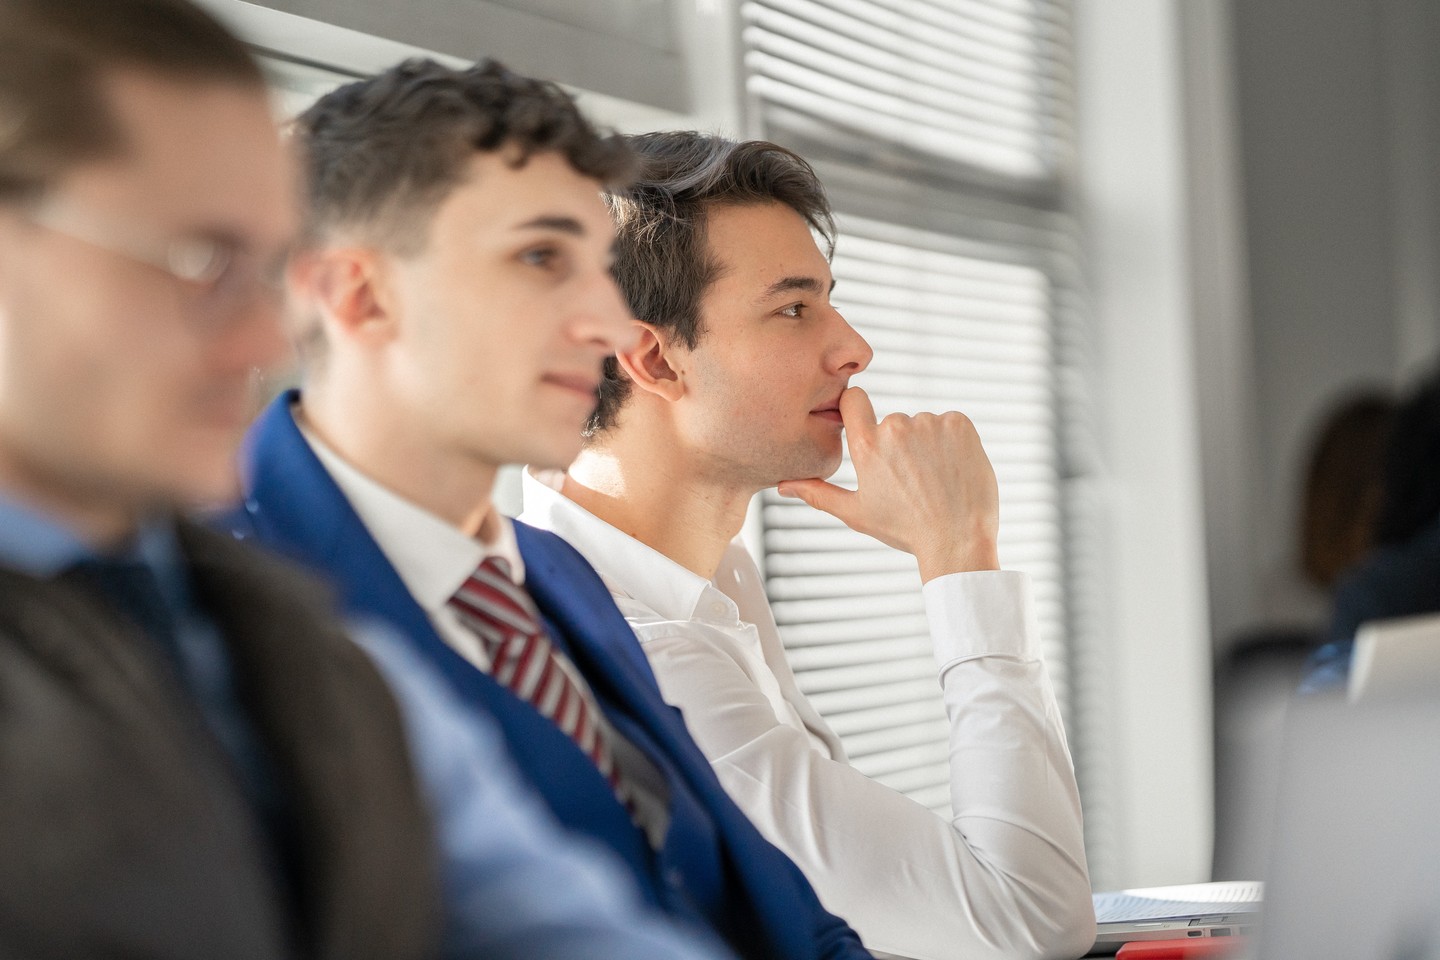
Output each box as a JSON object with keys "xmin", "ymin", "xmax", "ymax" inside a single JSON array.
[
  {"xmin": 614, "ymin": 322, "xmax": 686, "ymax": 402},
  {"xmin": 289, "ymin": 246, "xmax": 398, "ymax": 348}
]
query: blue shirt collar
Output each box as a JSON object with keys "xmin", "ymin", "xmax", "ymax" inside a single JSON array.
[
  {"xmin": 0, "ymin": 491, "xmax": 188, "ymax": 606},
  {"xmin": 0, "ymin": 493, "xmax": 99, "ymax": 576}
]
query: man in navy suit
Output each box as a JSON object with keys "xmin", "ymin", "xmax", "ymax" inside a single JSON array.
[{"xmin": 235, "ymin": 58, "xmax": 872, "ymax": 960}]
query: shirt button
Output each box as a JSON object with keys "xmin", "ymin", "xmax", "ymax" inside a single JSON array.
[{"xmin": 665, "ymin": 867, "xmax": 685, "ymax": 890}]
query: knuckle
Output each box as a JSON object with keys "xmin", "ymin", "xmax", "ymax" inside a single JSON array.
[
  {"xmin": 912, "ymin": 412, "xmax": 944, "ymax": 437},
  {"xmin": 941, "ymin": 411, "xmax": 975, "ymax": 436}
]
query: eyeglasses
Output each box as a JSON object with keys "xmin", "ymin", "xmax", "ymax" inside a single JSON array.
[{"xmin": 19, "ymin": 198, "xmax": 289, "ymax": 326}]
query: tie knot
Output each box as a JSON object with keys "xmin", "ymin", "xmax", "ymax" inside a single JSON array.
[
  {"xmin": 60, "ymin": 555, "xmax": 181, "ymax": 666},
  {"xmin": 449, "ymin": 554, "xmax": 541, "ymax": 642},
  {"xmin": 480, "ymin": 554, "xmax": 514, "ymax": 582}
]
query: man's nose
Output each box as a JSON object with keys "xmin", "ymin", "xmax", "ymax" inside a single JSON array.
[
  {"xmin": 577, "ymin": 268, "xmax": 641, "ymax": 353},
  {"xmin": 213, "ymin": 289, "xmax": 292, "ymax": 374},
  {"xmin": 831, "ymin": 309, "xmax": 873, "ymax": 375}
]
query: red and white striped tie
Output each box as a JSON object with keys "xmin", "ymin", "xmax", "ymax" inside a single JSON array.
[{"xmin": 448, "ymin": 555, "xmax": 631, "ymax": 808}]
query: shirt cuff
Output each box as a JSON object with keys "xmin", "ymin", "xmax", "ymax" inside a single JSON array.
[{"xmin": 922, "ymin": 569, "xmax": 1038, "ymax": 670}]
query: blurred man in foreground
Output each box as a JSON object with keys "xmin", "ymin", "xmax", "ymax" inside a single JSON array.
[
  {"xmin": 519, "ymin": 131, "xmax": 1095, "ymax": 960},
  {"xmin": 0, "ymin": 2, "xmax": 735, "ymax": 957}
]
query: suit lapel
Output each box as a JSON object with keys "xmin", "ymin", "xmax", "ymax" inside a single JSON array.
[
  {"xmin": 518, "ymin": 522, "xmax": 660, "ymax": 690},
  {"xmin": 177, "ymin": 521, "xmax": 443, "ymax": 960},
  {"xmin": 240, "ymin": 397, "xmax": 659, "ymax": 870},
  {"xmin": 0, "ymin": 565, "xmax": 226, "ymax": 755},
  {"xmin": 243, "ymin": 397, "xmax": 714, "ymax": 789},
  {"xmin": 517, "ymin": 523, "xmax": 716, "ymax": 781},
  {"xmin": 239, "ymin": 393, "xmax": 476, "ymax": 691}
]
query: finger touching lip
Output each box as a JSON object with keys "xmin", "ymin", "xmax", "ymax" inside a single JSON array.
[{"xmin": 810, "ymin": 388, "xmax": 847, "ymax": 423}]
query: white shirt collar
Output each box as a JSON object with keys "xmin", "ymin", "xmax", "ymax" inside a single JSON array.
[
  {"xmin": 297, "ymin": 413, "xmax": 525, "ymax": 617},
  {"xmin": 520, "ymin": 468, "xmax": 739, "ymax": 625}
]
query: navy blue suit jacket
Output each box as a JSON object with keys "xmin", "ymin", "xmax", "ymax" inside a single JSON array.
[{"xmin": 228, "ymin": 393, "xmax": 871, "ymax": 960}]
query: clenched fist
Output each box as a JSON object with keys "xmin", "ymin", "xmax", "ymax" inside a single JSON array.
[{"xmin": 777, "ymin": 386, "xmax": 1000, "ymax": 582}]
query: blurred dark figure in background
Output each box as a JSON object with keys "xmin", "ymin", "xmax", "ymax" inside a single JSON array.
[
  {"xmin": 1213, "ymin": 388, "xmax": 1394, "ymax": 879},
  {"xmin": 1297, "ymin": 391, "xmax": 1397, "ymax": 601},
  {"xmin": 1303, "ymin": 368, "xmax": 1440, "ymax": 692}
]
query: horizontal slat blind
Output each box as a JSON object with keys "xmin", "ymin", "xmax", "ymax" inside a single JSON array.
[
  {"xmin": 761, "ymin": 212, "xmax": 1071, "ymax": 814},
  {"xmin": 741, "ymin": 0, "xmax": 1083, "ymax": 821},
  {"xmin": 741, "ymin": 0, "xmax": 1075, "ymax": 183}
]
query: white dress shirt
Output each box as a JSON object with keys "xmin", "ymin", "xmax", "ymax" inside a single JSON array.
[{"xmin": 521, "ymin": 469, "xmax": 1095, "ymax": 960}]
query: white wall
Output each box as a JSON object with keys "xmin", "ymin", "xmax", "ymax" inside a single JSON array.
[
  {"xmin": 1182, "ymin": 1, "xmax": 1262, "ymax": 656},
  {"xmin": 1215, "ymin": 0, "xmax": 1440, "ymax": 645},
  {"xmin": 218, "ymin": 0, "xmax": 688, "ymax": 111},
  {"xmin": 1073, "ymin": 0, "xmax": 1214, "ymax": 888}
]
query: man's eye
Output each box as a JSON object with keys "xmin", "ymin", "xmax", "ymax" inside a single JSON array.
[
  {"xmin": 779, "ymin": 302, "xmax": 805, "ymax": 318},
  {"xmin": 521, "ymin": 246, "xmax": 558, "ymax": 268}
]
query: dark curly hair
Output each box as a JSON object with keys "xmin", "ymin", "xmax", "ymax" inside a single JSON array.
[
  {"xmin": 294, "ymin": 57, "xmax": 634, "ymax": 255},
  {"xmin": 587, "ymin": 132, "xmax": 834, "ymax": 435}
]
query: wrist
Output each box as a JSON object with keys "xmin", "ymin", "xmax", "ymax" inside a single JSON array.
[{"xmin": 915, "ymin": 537, "xmax": 1000, "ymax": 582}]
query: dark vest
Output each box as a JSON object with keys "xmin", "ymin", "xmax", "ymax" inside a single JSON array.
[{"xmin": 0, "ymin": 522, "xmax": 441, "ymax": 960}]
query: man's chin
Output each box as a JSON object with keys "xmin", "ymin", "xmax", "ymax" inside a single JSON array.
[
  {"xmin": 517, "ymin": 432, "xmax": 585, "ymax": 473},
  {"xmin": 769, "ymin": 451, "xmax": 845, "ymax": 488},
  {"xmin": 166, "ymin": 462, "xmax": 244, "ymax": 512}
]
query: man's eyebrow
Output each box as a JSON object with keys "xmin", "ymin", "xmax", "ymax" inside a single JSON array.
[
  {"xmin": 513, "ymin": 215, "xmax": 586, "ymax": 236},
  {"xmin": 759, "ymin": 275, "xmax": 835, "ymax": 301}
]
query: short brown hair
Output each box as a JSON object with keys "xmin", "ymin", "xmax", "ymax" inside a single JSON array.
[
  {"xmin": 587, "ymin": 132, "xmax": 834, "ymax": 435},
  {"xmin": 1300, "ymin": 390, "xmax": 1396, "ymax": 588},
  {"xmin": 294, "ymin": 58, "xmax": 634, "ymax": 254},
  {"xmin": 0, "ymin": 0, "xmax": 262, "ymax": 203}
]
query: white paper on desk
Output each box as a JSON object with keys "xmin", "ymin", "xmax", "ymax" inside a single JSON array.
[{"xmin": 1094, "ymin": 881, "xmax": 1264, "ymax": 922}]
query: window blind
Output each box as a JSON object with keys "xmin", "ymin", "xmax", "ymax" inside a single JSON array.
[
  {"xmin": 741, "ymin": 0, "xmax": 1075, "ymax": 185},
  {"xmin": 740, "ymin": 0, "xmax": 1090, "ymax": 823}
]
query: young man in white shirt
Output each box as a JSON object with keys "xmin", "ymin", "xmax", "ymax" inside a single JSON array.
[{"xmin": 519, "ymin": 132, "xmax": 1096, "ymax": 960}]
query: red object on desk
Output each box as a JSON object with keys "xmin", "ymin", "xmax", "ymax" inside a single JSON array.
[{"xmin": 1115, "ymin": 937, "xmax": 1245, "ymax": 959}]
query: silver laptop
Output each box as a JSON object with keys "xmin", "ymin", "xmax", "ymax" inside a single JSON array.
[
  {"xmin": 1256, "ymin": 698, "xmax": 1440, "ymax": 959},
  {"xmin": 1348, "ymin": 613, "xmax": 1440, "ymax": 702},
  {"xmin": 1087, "ymin": 881, "xmax": 1262, "ymax": 955}
]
